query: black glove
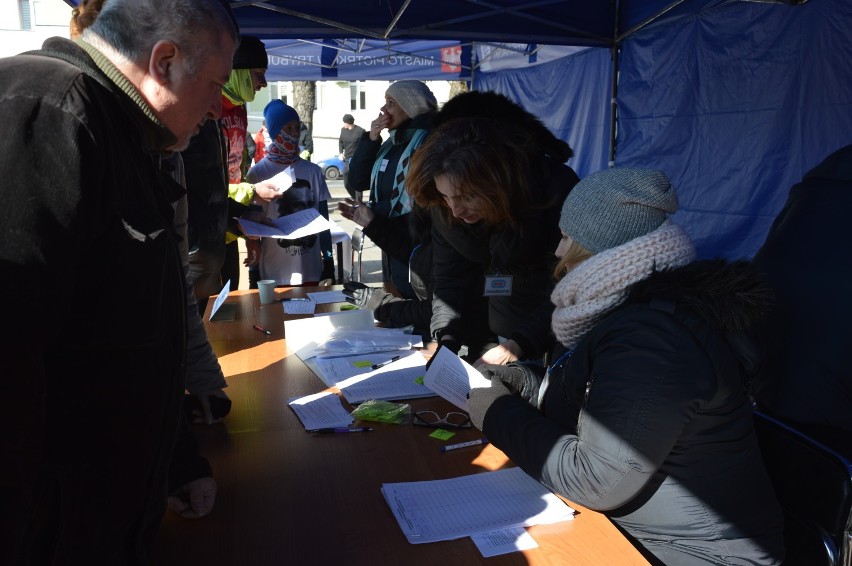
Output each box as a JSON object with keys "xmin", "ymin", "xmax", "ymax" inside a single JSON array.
[
  {"xmin": 478, "ymin": 362, "xmax": 544, "ymax": 406},
  {"xmin": 341, "ymin": 281, "xmax": 374, "ymax": 307},
  {"xmin": 320, "ymin": 258, "xmax": 336, "ymax": 282}
]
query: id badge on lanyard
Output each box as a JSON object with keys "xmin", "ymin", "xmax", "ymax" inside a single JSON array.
[{"xmin": 484, "ymin": 274, "xmax": 513, "ymax": 297}]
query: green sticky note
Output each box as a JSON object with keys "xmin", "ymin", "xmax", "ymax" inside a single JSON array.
[
  {"xmin": 414, "ymin": 376, "xmax": 424, "ymax": 385},
  {"xmin": 352, "ymin": 360, "xmax": 373, "ymax": 368},
  {"xmin": 429, "ymin": 429, "xmax": 455, "ymax": 440}
]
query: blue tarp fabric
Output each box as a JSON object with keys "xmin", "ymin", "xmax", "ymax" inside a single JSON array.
[{"xmin": 478, "ymin": 0, "xmax": 852, "ymax": 260}]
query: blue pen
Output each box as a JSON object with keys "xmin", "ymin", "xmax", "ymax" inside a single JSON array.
[{"xmin": 309, "ymin": 427, "xmax": 374, "ymax": 434}]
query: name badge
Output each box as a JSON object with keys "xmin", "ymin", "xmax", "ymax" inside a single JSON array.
[
  {"xmin": 484, "ymin": 275, "xmax": 513, "ymax": 296},
  {"xmin": 379, "ymin": 159, "xmax": 389, "ymax": 172}
]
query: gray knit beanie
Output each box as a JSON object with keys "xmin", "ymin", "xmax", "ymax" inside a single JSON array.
[
  {"xmin": 385, "ymin": 80, "xmax": 438, "ymax": 119},
  {"xmin": 560, "ymin": 168, "xmax": 678, "ymax": 254}
]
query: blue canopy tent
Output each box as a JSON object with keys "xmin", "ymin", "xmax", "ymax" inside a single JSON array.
[
  {"xmin": 262, "ymin": 37, "xmax": 475, "ymax": 81},
  {"xmin": 63, "ymin": 0, "xmax": 852, "ymax": 260}
]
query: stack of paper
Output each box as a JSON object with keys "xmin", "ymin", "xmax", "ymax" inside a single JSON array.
[{"xmin": 382, "ymin": 467, "xmax": 575, "ymax": 544}]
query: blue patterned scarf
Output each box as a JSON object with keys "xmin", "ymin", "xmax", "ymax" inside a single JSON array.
[{"xmin": 369, "ymin": 128, "xmax": 429, "ymax": 217}]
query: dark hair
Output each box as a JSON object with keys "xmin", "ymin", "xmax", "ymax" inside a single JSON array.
[
  {"xmin": 436, "ymin": 90, "xmax": 573, "ymax": 163},
  {"xmin": 342, "ymin": 114, "xmax": 355, "ymax": 124},
  {"xmin": 407, "ymin": 117, "xmax": 531, "ymax": 227}
]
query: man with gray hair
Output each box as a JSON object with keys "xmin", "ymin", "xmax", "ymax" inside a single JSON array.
[{"xmin": 0, "ymin": 0, "xmax": 238, "ymax": 562}]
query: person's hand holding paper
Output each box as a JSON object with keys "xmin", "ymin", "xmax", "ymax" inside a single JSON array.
[{"xmin": 422, "ymin": 346, "xmax": 491, "ymax": 415}]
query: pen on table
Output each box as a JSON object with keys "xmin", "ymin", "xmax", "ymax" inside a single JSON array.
[
  {"xmin": 278, "ymin": 297, "xmax": 309, "ymax": 302},
  {"xmin": 440, "ymin": 438, "xmax": 488, "ymax": 453},
  {"xmin": 252, "ymin": 324, "xmax": 271, "ymax": 336},
  {"xmin": 309, "ymin": 427, "xmax": 374, "ymax": 434},
  {"xmin": 371, "ymin": 355, "xmax": 401, "ymax": 370}
]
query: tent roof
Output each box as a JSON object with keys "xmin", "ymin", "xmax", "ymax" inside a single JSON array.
[
  {"xmin": 230, "ymin": 0, "xmax": 709, "ymax": 46},
  {"xmin": 64, "ymin": 0, "xmax": 714, "ymax": 47}
]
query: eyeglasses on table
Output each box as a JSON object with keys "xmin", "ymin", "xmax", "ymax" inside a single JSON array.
[{"xmin": 413, "ymin": 410, "xmax": 472, "ymax": 429}]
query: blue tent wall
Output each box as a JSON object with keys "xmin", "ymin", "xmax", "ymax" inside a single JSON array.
[
  {"xmin": 474, "ymin": 46, "xmax": 612, "ymax": 183},
  {"xmin": 476, "ymin": 0, "xmax": 852, "ymax": 260},
  {"xmin": 618, "ymin": 0, "xmax": 852, "ymax": 260}
]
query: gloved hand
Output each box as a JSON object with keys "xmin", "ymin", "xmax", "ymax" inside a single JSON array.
[
  {"xmin": 478, "ymin": 362, "xmax": 544, "ymax": 407},
  {"xmin": 320, "ymin": 258, "xmax": 336, "ymax": 282},
  {"xmin": 342, "ymin": 281, "xmax": 391, "ymax": 310},
  {"xmin": 468, "ymin": 379, "xmax": 513, "ymax": 431},
  {"xmin": 342, "ymin": 280, "xmax": 372, "ymax": 307}
]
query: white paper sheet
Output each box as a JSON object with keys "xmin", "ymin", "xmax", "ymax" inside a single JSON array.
[
  {"xmin": 284, "ymin": 309, "xmax": 375, "ymax": 359},
  {"xmin": 283, "ymin": 298, "xmax": 317, "ymax": 314},
  {"xmin": 471, "ymin": 527, "xmax": 539, "ymax": 557},
  {"xmin": 208, "ymin": 279, "xmax": 231, "ymax": 320},
  {"xmin": 381, "ymin": 467, "xmax": 575, "ymax": 544},
  {"xmin": 422, "ymin": 346, "xmax": 491, "ymax": 411},
  {"xmin": 237, "ymin": 208, "xmax": 335, "ymax": 239},
  {"xmin": 287, "ymin": 391, "xmax": 354, "ymax": 430}
]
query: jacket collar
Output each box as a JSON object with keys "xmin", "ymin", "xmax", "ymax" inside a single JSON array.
[{"xmin": 70, "ymin": 38, "xmax": 177, "ymax": 153}]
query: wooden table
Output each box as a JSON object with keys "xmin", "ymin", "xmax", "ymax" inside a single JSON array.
[{"xmin": 151, "ymin": 288, "xmax": 650, "ymax": 565}]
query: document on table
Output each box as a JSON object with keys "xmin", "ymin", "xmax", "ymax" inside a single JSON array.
[
  {"xmin": 283, "ymin": 298, "xmax": 317, "ymax": 315},
  {"xmin": 382, "ymin": 467, "xmax": 575, "ymax": 544},
  {"xmin": 471, "ymin": 527, "xmax": 539, "ymax": 557},
  {"xmin": 287, "ymin": 391, "xmax": 354, "ymax": 430},
  {"xmin": 285, "ymin": 309, "xmax": 375, "ymax": 359},
  {"xmin": 422, "ymin": 345, "xmax": 491, "ymax": 411},
  {"xmin": 237, "ymin": 208, "xmax": 335, "ymax": 240},
  {"xmin": 334, "ymin": 351, "xmax": 434, "ymax": 403},
  {"xmin": 306, "ymin": 289, "xmax": 348, "ymax": 304},
  {"xmin": 312, "ymin": 327, "xmax": 415, "ymax": 359}
]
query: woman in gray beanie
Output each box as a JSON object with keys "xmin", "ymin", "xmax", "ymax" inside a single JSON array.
[
  {"xmin": 340, "ymin": 80, "xmax": 438, "ymax": 299},
  {"xmin": 469, "ymin": 167, "xmax": 786, "ymax": 566}
]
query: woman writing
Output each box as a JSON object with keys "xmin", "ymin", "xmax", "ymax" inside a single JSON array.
[{"xmin": 468, "ymin": 168, "xmax": 785, "ymax": 565}]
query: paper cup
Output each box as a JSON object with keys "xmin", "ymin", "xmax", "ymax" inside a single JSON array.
[{"xmin": 258, "ymin": 280, "xmax": 276, "ymax": 304}]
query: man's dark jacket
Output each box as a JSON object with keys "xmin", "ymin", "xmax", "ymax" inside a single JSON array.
[{"xmin": 0, "ymin": 38, "xmax": 207, "ymax": 564}]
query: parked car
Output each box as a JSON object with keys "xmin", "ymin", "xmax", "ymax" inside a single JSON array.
[{"xmin": 316, "ymin": 155, "xmax": 344, "ymax": 181}]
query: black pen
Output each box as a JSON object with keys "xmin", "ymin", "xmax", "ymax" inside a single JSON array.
[
  {"xmin": 371, "ymin": 355, "xmax": 401, "ymax": 370},
  {"xmin": 309, "ymin": 427, "xmax": 374, "ymax": 434},
  {"xmin": 278, "ymin": 297, "xmax": 309, "ymax": 302},
  {"xmin": 253, "ymin": 324, "xmax": 271, "ymax": 336}
]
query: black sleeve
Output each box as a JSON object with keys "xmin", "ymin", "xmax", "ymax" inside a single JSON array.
[
  {"xmin": 347, "ymin": 132, "xmax": 381, "ymax": 194},
  {"xmin": 362, "ymin": 213, "xmax": 416, "ymax": 264},
  {"xmin": 374, "ymin": 298, "xmax": 433, "ymax": 329},
  {"xmin": 168, "ymin": 410, "xmax": 213, "ymax": 493}
]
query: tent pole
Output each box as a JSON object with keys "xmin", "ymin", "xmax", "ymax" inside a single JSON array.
[
  {"xmin": 609, "ymin": 1, "xmax": 622, "ymax": 167},
  {"xmin": 608, "ymin": 44, "xmax": 619, "ymax": 167}
]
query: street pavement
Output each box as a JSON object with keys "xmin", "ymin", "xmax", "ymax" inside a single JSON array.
[{"xmin": 235, "ymin": 179, "xmax": 384, "ymax": 289}]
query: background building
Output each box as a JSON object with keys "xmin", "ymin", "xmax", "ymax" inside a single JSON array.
[
  {"xmin": 0, "ymin": 0, "xmax": 70, "ymax": 57},
  {"xmin": 247, "ymin": 80, "xmax": 453, "ymax": 162}
]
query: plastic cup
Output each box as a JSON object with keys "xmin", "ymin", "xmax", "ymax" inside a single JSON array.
[{"xmin": 258, "ymin": 280, "xmax": 276, "ymax": 304}]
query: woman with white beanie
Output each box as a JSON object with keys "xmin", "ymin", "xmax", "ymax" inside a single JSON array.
[
  {"xmin": 468, "ymin": 168, "xmax": 786, "ymax": 566},
  {"xmin": 340, "ymin": 80, "xmax": 438, "ymax": 299}
]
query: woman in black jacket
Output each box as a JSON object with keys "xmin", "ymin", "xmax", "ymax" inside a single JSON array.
[
  {"xmin": 407, "ymin": 116, "xmax": 579, "ymax": 366},
  {"xmin": 344, "ymin": 80, "xmax": 438, "ymax": 299},
  {"xmin": 469, "ymin": 168, "xmax": 786, "ymax": 565}
]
